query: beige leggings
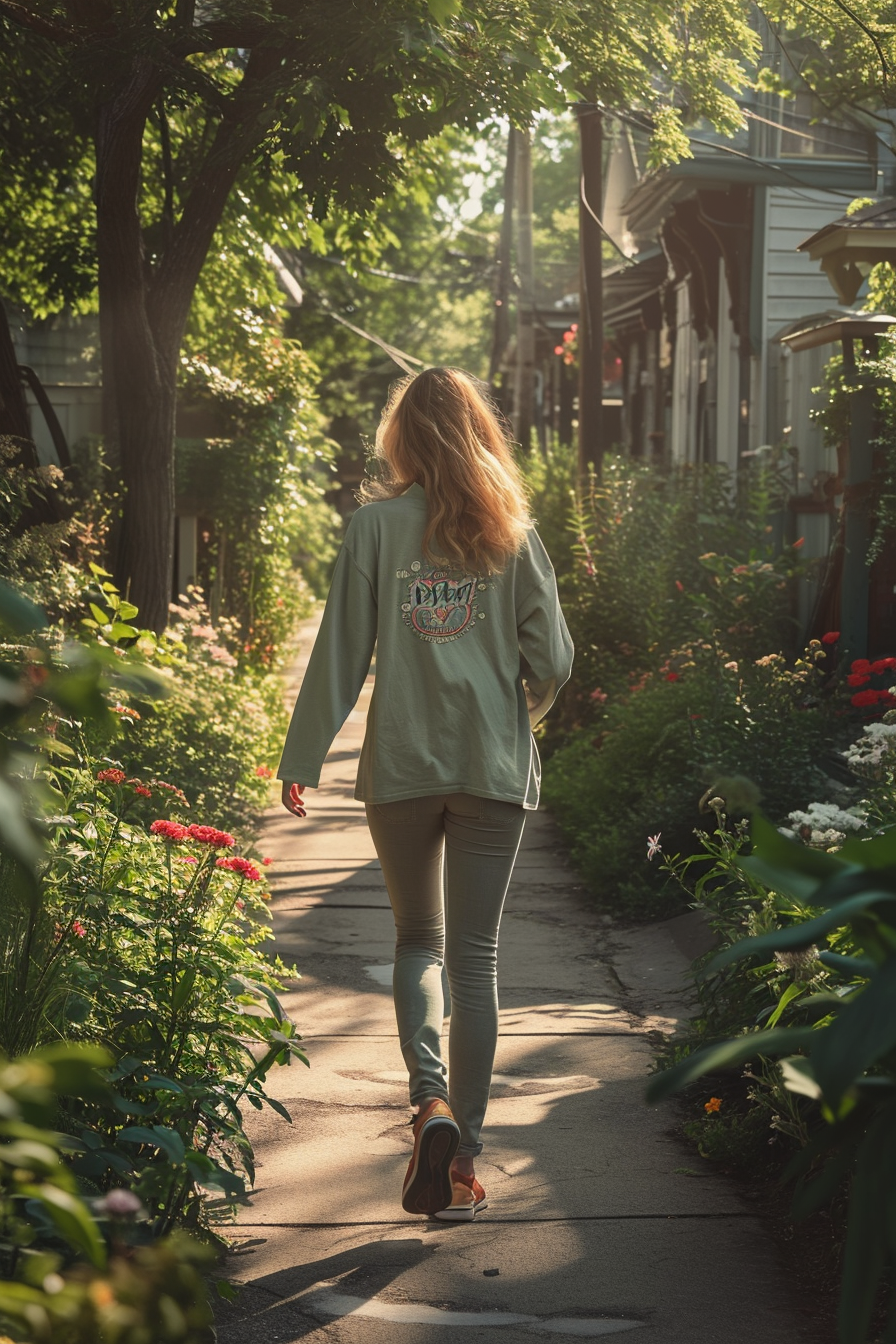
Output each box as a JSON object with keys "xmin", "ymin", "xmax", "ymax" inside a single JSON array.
[{"xmin": 365, "ymin": 792, "xmax": 526, "ymax": 1156}]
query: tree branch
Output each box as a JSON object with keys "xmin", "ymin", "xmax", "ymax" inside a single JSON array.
[
  {"xmin": 146, "ymin": 44, "xmax": 288, "ymax": 354},
  {"xmin": 0, "ymin": 0, "xmax": 77, "ymax": 42}
]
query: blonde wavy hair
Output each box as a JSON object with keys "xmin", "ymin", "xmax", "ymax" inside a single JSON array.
[{"xmin": 360, "ymin": 367, "xmax": 531, "ymax": 574}]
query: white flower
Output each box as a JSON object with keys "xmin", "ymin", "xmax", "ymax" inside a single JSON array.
[{"xmin": 646, "ymin": 833, "xmax": 662, "ymax": 861}]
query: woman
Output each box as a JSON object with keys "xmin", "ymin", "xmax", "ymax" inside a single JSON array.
[{"xmin": 278, "ymin": 367, "xmax": 573, "ymax": 1221}]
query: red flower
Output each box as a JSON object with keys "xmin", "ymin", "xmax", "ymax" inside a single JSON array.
[
  {"xmin": 675, "ymin": 580, "xmax": 684, "ymax": 593},
  {"xmin": 134, "ymin": 785, "xmax": 152, "ymax": 798},
  {"xmin": 822, "ymin": 631, "xmax": 840, "ymax": 645},
  {"xmin": 150, "ymin": 819, "xmax": 189, "ymax": 842},
  {"xmin": 177, "ymin": 855, "xmax": 198, "ymax": 865},
  {"xmin": 254, "ymin": 765, "xmax": 274, "ymax": 779},
  {"xmin": 215, "ymin": 855, "xmax": 261, "ymax": 881},
  {"xmin": 554, "ymin": 345, "xmax": 564, "ymax": 356},
  {"xmin": 852, "ymin": 689, "xmax": 883, "ymax": 708},
  {"xmin": 151, "ymin": 780, "xmax": 190, "ymax": 807},
  {"xmin": 792, "ymin": 537, "xmax": 805, "ymax": 549},
  {"xmin": 188, "ymin": 824, "xmax": 235, "ymax": 848},
  {"xmin": 852, "ymin": 659, "xmax": 872, "ymax": 673},
  {"xmin": 870, "ymin": 658, "xmax": 896, "ymax": 675},
  {"xmin": 665, "ymin": 672, "xmax": 680, "ymax": 683},
  {"xmin": 71, "ymin": 919, "xmax": 86, "ymax": 938},
  {"xmin": 847, "ymin": 673, "xmax": 871, "ymax": 688},
  {"xmin": 261, "ymin": 857, "xmax": 273, "ymax": 866},
  {"xmin": 97, "ymin": 768, "xmax": 126, "ymax": 785}
]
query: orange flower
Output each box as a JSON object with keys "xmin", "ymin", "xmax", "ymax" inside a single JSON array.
[{"xmin": 704, "ymin": 1097, "xmax": 722, "ymax": 1114}]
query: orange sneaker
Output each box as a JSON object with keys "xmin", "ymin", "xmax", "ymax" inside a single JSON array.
[
  {"xmin": 433, "ymin": 1169, "xmax": 488, "ymax": 1222},
  {"xmin": 401, "ymin": 1099, "xmax": 460, "ymax": 1215}
]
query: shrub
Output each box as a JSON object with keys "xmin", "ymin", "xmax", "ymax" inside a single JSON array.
[
  {"xmin": 543, "ymin": 638, "xmax": 834, "ymax": 918},
  {"xmin": 80, "ymin": 575, "xmax": 286, "ymax": 836},
  {"xmin": 0, "ymin": 1043, "xmax": 216, "ymax": 1344}
]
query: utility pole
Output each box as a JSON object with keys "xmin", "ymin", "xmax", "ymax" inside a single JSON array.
[
  {"xmin": 488, "ymin": 126, "xmax": 517, "ymax": 395},
  {"xmin": 576, "ymin": 103, "xmax": 604, "ymax": 475},
  {"xmin": 513, "ymin": 125, "xmax": 535, "ymax": 451}
]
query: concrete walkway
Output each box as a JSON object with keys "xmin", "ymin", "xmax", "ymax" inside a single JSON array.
[{"xmin": 214, "ymin": 621, "xmax": 807, "ymax": 1344}]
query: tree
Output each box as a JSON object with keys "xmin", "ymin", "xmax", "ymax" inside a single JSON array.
[{"xmin": 0, "ymin": 0, "xmax": 758, "ymax": 629}]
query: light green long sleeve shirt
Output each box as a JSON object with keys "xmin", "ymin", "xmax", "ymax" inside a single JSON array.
[{"xmin": 277, "ymin": 483, "xmax": 574, "ymax": 809}]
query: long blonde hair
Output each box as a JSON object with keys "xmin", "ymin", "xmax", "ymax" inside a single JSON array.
[{"xmin": 361, "ymin": 367, "xmax": 531, "ymax": 574}]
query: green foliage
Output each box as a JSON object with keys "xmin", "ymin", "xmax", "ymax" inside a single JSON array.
[
  {"xmin": 528, "ymin": 451, "xmax": 824, "ymax": 917},
  {"xmin": 542, "ymin": 643, "xmax": 833, "ymax": 918},
  {"xmin": 0, "ymin": 583, "xmax": 304, "ymax": 1243},
  {"xmin": 0, "ymin": 1044, "xmax": 216, "ymax": 1343},
  {"xmin": 649, "ymin": 816, "xmax": 896, "ymax": 1344}
]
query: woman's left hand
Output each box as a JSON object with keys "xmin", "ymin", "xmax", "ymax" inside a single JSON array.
[{"xmin": 281, "ymin": 781, "xmax": 307, "ymax": 818}]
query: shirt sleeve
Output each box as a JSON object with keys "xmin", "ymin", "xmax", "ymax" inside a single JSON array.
[
  {"xmin": 277, "ymin": 541, "xmax": 378, "ymax": 787},
  {"xmin": 517, "ymin": 572, "xmax": 575, "ymax": 728}
]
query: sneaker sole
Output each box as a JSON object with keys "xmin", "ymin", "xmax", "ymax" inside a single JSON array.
[
  {"xmin": 402, "ymin": 1116, "xmax": 460, "ymax": 1215},
  {"xmin": 433, "ymin": 1196, "xmax": 488, "ymax": 1223}
]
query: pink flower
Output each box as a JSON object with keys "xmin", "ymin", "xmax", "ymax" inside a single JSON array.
[
  {"xmin": 589, "ymin": 688, "xmax": 608, "ymax": 704},
  {"xmin": 792, "ymin": 537, "xmax": 805, "ymax": 549},
  {"xmin": 71, "ymin": 919, "xmax": 86, "ymax": 938},
  {"xmin": 97, "ymin": 768, "xmax": 126, "ymax": 785},
  {"xmin": 187, "ymin": 824, "xmax": 235, "ymax": 848},
  {"xmin": 150, "ymin": 819, "xmax": 189, "ymax": 842},
  {"xmin": 554, "ymin": 345, "xmax": 564, "ymax": 356},
  {"xmin": 215, "ymin": 855, "xmax": 261, "ymax": 881},
  {"xmin": 822, "ymin": 631, "xmax": 840, "ymax": 645},
  {"xmin": 261, "ymin": 857, "xmax": 273, "ymax": 866},
  {"xmin": 255, "ymin": 765, "xmax": 274, "ymax": 779},
  {"xmin": 235, "ymin": 899, "xmax": 246, "ymax": 911},
  {"xmin": 647, "ymin": 833, "xmax": 662, "ymax": 861},
  {"xmin": 177, "ymin": 855, "xmax": 198, "ymax": 865},
  {"xmin": 111, "ymin": 704, "xmax": 141, "ymax": 720},
  {"xmin": 675, "ymin": 580, "xmax": 684, "ymax": 593}
]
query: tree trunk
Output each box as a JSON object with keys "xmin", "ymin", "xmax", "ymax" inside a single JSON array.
[
  {"xmin": 488, "ymin": 127, "xmax": 517, "ymax": 394},
  {"xmin": 0, "ymin": 301, "xmax": 32, "ymax": 444},
  {"xmin": 94, "ymin": 50, "xmax": 277, "ymax": 632},
  {"xmin": 513, "ymin": 127, "xmax": 535, "ymax": 452},
  {"xmin": 576, "ymin": 104, "xmax": 604, "ymax": 475}
]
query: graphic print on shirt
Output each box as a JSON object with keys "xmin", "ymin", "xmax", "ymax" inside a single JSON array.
[{"xmin": 396, "ymin": 560, "xmax": 488, "ymax": 643}]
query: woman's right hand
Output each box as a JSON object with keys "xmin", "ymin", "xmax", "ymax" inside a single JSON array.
[{"xmin": 281, "ymin": 781, "xmax": 307, "ymax": 818}]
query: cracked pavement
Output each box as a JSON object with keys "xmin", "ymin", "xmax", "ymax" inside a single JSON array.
[{"xmin": 214, "ymin": 617, "xmax": 809, "ymax": 1343}]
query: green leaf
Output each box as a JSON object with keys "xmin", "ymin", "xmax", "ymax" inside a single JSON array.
[
  {"xmin": 89, "ymin": 562, "xmax": 113, "ymax": 578},
  {"xmin": 779, "ymin": 1055, "xmax": 822, "ymax": 1101},
  {"xmin": 705, "ymin": 891, "xmax": 896, "ymax": 976},
  {"xmin": 23, "ymin": 1183, "xmax": 106, "ymax": 1267},
  {"xmin": 263, "ymin": 1095, "xmax": 293, "ymax": 1124},
  {"xmin": 838, "ymin": 1101, "xmax": 896, "ymax": 1342},
  {"xmin": 118, "ymin": 1124, "xmax": 185, "ymax": 1164},
  {"xmin": 646, "ymin": 1026, "xmax": 816, "ymax": 1104},
  {"xmin": 817, "ymin": 950, "xmax": 876, "ymax": 979},
  {"xmin": 766, "ymin": 981, "xmax": 805, "ymax": 1028},
  {"xmin": 0, "ymin": 582, "xmax": 47, "ymax": 633},
  {"xmin": 109, "ymin": 622, "xmax": 139, "ymax": 642},
  {"xmin": 33, "ymin": 1043, "xmax": 113, "ymax": 1099},
  {"xmin": 427, "ymin": 0, "xmax": 461, "ymax": 21},
  {"xmin": 811, "ymin": 959, "xmax": 896, "ymax": 1109},
  {"xmin": 173, "ymin": 967, "xmax": 197, "ymax": 1012},
  {"xmin": 838, "ymin": 826, "xmax": 896, "ymax": 869},
  {"xmin": 89, "ymin": 603, "xmax": 112, "ymax": 626},
  {"xmin": 117, "ymin": 601, "xmax": 139, "ymax": 621},
  {"xmin": 740, "ymin": 814, "xmax": 849, "ymax": 903}
]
